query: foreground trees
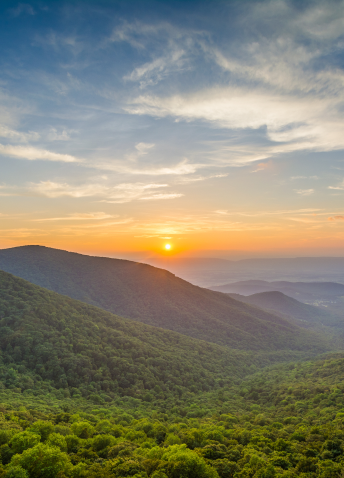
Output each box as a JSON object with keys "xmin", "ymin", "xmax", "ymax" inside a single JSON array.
[{"xmin": 0, "ymin": 401, "xmax": 344, "ymax": 478}]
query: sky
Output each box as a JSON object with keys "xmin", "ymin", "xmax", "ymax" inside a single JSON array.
[{"xmin": 1, "ymin": 0, "xmax": 344, "ymax": 258}]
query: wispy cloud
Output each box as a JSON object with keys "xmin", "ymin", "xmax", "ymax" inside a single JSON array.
[
  {"xmin": 124, "ymin": 49, "xmax": 187, "ymax": 89},
  {"xmin": 9, "ymin": 3, "xmax": 35, "ymax": 17},
  {"xmin": 24, "ymin": 180, "xmax": 182, "ymax": 203},
  {"xmin": 34, "ymin": 212, "xmax": 114, "ymax": 221},
  {"xmin": 0, "ymin": 125, "xmax": 40, "ymax": 142},
  {"xmin": 135, "ymin": 142, "xmax": 155, "ymax": 154},
  {"xmin": 291, "ymin": 176, "xmax": 319, "ymax": 180},
  {"xmin": 47, "ymin": 128, "xmax": 73, "ymax": 141},
  {"xmin": 328, "ymin": 215, "xmax": 344, "ymax": 221},
  {"xmin": 215, "ymin": 208, "xmax": 322, "ymax": 217},
  {"xmin": 176, "ymin": 173, "xmax": 228, "ymax": 184},
  {"xmin": 294, "ymin": 189, "xmax": 315, "ymax": 196},
  {"xmin": 139, "ymin": 193, "xmax": 183, "ymax": 200},
  {"xmin": 125, "ymin": 89, "xmax": 344, "ymax": 164},
  {"xmin": 0, "ymin": 144, "xmax": 80, "ymax": 162},
  {"xmin": 329, "ymin": 179, "xmax": 344, "ymax": 190}
]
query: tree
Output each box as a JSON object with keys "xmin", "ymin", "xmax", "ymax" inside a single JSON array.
[
  {"xmin": 10, "ymin": 443, "xmax": 72, "ymax": 478},
  {"xmin": 6, "ymin": 466, "xmax": 29, "ymax": 478},
  {"xmin": 10, "ymin": 432, "xmax": 40, "ymax": 454}
]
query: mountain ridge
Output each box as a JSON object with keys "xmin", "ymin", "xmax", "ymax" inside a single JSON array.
[
  {"xmin": 0, "ymin": 245, "xmax": 330, "ymax": 353},
  {"xmin": 0, "ymin": 268, "xmax": 327, "ymax": 403},
  {"xmin": 227, "ymin": 290, "xmax": 342, "ymax": 327}
]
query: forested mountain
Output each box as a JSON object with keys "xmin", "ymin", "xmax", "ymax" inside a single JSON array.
[
  {"xmin": 227, "ymin": 291, "xmax": 342, "ymax": 329},
  {"xmin": 210, "ymin": 280, "xmax": 344, "ymax": 303},
  {"xmin": 0, "ymin": 266, "xmax": 343, "ymax": 477},
  {"xmin": 0, "ymin": 246, "xmax": 329, "ymax": 352},
  {"xmin": 0, "ymin": 269, "xmax": 330, "ymax": 406}
]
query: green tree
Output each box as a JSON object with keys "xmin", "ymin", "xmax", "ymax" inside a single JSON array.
[
  {"xmin": 10, "ymin": 432, "xmax": 41, "ymax": 454},
  {"xmin": 161, "ymin": 444, "xmax": 219, "ymax": 478},
  {"xmin": 46, "ymin": 433, "xmax": 67, "ymax": 452},
  {"xmin": 10, "ymin": 443, "xmax": 72, "ymax": 478},
  {"xmin": 71, "ymin": 421, "xmax": 95, "ymax": 439},
  {"xmin": 6, "ymin": 466, "xmax": 29, "ymax": 478},
  {"xmin": 27, "ymin": 421, "xmax": 54, "ymax": 442}
]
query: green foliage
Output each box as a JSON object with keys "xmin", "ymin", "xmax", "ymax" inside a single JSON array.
[
  {"xmin": 27, "ymin": 421, "xmax": 54, "ymax": 442},
  {"xmin": 10, "ymin": 432, "xmax": 40, "ymax": 454},
  {"xmin": 0, "ymin": 268, "xmax": 321, "ymax": 410},
  {"xmin": 71, "ymin": 421, "xmax": 95, "ymax": 439},
  {"xmin": 46, "ymin": 433, "xmax": 67, "ymax": 452},
  {"xmin": 6, "ymin": 465, "xmax": 29, "ymax": 477},
  {"xmin": 10, "ymin": 443, "xmax": 72, "ymax": 477},
  {"xmin": 0, "ymin": 246, "xmax": 329, "ymax": 352},
  {"xmin": 1, "ymin": 248, "xmax": 344, "ymax": 478}
]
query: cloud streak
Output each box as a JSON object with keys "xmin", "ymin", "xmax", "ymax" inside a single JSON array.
[
  {"xmin": 7, "ymin": 180, "xmax": 184, "ymax": 204},
  {"xmin": 0, "ymin": 144, "xmax": 80, "ymax": 163}
]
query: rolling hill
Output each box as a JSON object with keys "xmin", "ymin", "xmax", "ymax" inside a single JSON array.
[
  {"xmin": 0, "ymin": 245, "xmax": 330, "ymax": 352},
  {"xmin": 227, "ymin": 291, "xmax": 342, "ymax": 328},
  {"xmin": 0, "ymin": 269, "xmax": 327, "ymax": 403}
]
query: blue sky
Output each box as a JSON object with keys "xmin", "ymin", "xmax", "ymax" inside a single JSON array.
[{"xmin": 1, "ymin": 0, "xmax": 344, "ymax": 256}]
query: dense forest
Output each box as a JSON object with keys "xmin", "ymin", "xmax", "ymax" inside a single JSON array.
[
  {"xmin": 0, "ymin": 248, "xmax": 343, "ymax": 477},
  {"xmin": 0, "ymin": 353, "xmax": 343, "ymax": 477},
  {"xmin": 0, "ymin": 246, "xmax": 330, "ymax": 352},
  {"xmin": 0, "ymin": 270, "xmax": 326, "ymax": 405}
]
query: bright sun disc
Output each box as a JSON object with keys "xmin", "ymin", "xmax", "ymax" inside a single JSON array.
[{"xmin": 165, "ymin": 244, "xmax": 171, "ymax": 250}]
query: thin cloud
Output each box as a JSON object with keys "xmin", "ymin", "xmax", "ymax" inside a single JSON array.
[
  {"xmin": 0, "ymin": 144, "xmax": 80, "ymax": 163},
  {"xmin": 26, "ymin": 180, "xmax": 181, "ymax": 203},
  {"xmin": 139, "ymin": 193, "xmax": 183, "ymax": 200},
  {"xmin": 0, "ymin": 125, "xmax": 40, "ymax": 142},
  {"xmin": 177, "ymin": 173, "xmax": 228, "ymax": 184},
  {"xmin": 135, "ymin": 142, "xmax": 155, "ymax": 154},
  {"xmin": 34, "ymin": 212, "xmax": 114, "ymax": 222},
  {"xmin": 29, "ymin": 181, "xmax": 105, "ymax": 198},
  {"xmin": 295, "ymin": 189, "xmax": 314, "ymax": 196},
  {"xmin": 9, "ymin": 3, "xmax": 35, "ymax": 17},
  {"xmin": 214, "ymin": 208, "xmax": 322, "ymax": 217},
  {"xmin": 329, "ymin": 180, "xmax": 344, "ymax": 190}
]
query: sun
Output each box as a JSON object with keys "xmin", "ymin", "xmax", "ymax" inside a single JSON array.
[{"xmin": 164, "ymin": 244, "xmax": 171, "ymax": 250}]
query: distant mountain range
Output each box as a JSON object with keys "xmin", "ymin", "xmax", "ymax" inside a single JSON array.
[
  {"xmin": 0, "ymin": 245, "xmax": 329, "ymax": 353},
  {"xmin": 145, "ymin": 257, "xmax": 344, "ymax": 287},
  {"xmin": 227, "ymin": 291, "xmax": 342, "ymax": 329},
  {"xmin": 210, "ymin": 279, "xmax": 344, "ymax": 303}
]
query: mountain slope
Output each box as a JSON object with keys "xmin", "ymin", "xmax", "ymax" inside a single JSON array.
[
  {"xmin": 0, "ymin": 269, "xmax": 326, "ymax": 403},
  {"xmin": 227, "ymin": 291, "xmax": 342, "ymax": 328},
  {"xmin": 0, "ymin": 269, "xmax": 255, "ymax": 400},
  {"xmin": 210, "ymin": 279, "xmax": 344, "ymax": 302},
  {"xmin": 0, "ymin": 245, "xmax": 329, "ymax": 352}
]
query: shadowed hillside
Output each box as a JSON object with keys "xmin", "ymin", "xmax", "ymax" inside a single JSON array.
[
  {"xmin": 0, "ymin": 245, "xmax": 330, "ymax": 352},
  {"xmin": 228, "ymin": 291, "xmax": 343, "ymax": 329},
  {"xmin": 0, "ymin": 269, "xmax": 327, "ymax": 403}
]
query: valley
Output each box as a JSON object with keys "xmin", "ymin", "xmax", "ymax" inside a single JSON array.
[{"xmin": 0, "ymin": 246, "xmax": 343, "ymax": 478}]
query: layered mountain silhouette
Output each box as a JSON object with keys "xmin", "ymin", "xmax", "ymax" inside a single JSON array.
[
  {"xmin": 227, "ymin": 291, "xmax": 342, "ymax": 329},
  {"xmin": 0, "ymin": 245, "xmax": 329, "ymax": 352},
  {"xmin": 210, "ymin": 279, "xmax": 344, "ymax": 302},
  {"xmin": 0, "ymin": 270, "xmax": 325, "ymax": 400}
]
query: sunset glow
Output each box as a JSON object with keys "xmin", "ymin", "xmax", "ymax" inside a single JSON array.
[{"xmin": 0, "ymin": 1, "xmax": 344, "ymax": 259}]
